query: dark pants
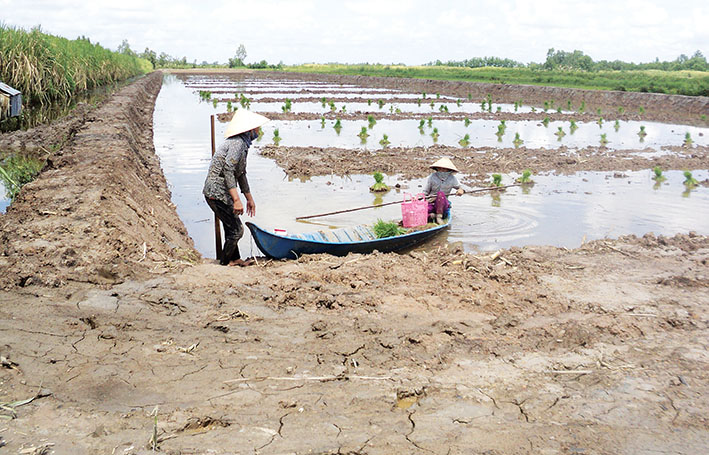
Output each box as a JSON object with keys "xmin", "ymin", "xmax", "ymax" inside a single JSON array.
[{"xmin": 205, "ymin": 197, "xmax": 243, "ymax": 265}]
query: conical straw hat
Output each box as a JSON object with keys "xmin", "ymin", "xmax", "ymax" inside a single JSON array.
[
  {"xmin": 430, "ymin": 157, "xmax": 459, "ymax": 172},
  {"xmin": 224, "ymin": 109, "xmax": 270, "ymax": 138}
]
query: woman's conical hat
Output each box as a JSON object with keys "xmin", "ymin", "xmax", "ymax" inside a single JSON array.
[
  {"xmin": 224, "ymin": 109, "xmax": 270, "ymax": 138},
  {"xmin": 430, "ymin": 157, "xmax": 459, "ymax": 172}
]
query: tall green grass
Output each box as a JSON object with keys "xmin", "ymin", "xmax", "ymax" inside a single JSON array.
[
  {"xmin": 0, "ymin": 24, "xmax": 151, "ymax": 106},
  {"xmin": 284, "ymin": 64, "xmax": 709, "ymax": 96}
]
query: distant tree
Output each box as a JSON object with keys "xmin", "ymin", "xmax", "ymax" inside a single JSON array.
[
  {"xmin": 229, "ymin": 44, "xmax": 248, "ymax": 67},
  {"xmin": 117, "ymin": 39, "xmax": 135, "ymax": 56},
  {"xmin": 141, "ymin": 47, "xmax": 157, "ymax": 68}
]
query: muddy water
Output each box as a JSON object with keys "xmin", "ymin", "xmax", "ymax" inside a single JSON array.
[
  {"xmin": 254, "ymin": 119, "xmax": 708, "ymax": 151},
  {"xmin": 154, "ymin": 74, "xmax": 709, "ymax": 258}
]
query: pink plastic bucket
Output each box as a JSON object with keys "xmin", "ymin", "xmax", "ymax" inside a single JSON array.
[{"xmin": 401, "ymin": 193, "xmax": 428, "ymax": 228}]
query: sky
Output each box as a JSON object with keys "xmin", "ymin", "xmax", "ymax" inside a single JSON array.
[{"xmin": 3, "ymin": 0, "xmax": 708, "ymax": 66}]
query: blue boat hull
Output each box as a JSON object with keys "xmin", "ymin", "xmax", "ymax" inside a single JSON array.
[{"xmin": 246, "ymin": 219, "xmax": 450, "ymax": 260}]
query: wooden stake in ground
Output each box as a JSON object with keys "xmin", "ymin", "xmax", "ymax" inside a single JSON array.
[{"xmin": 210, "ymin": 115, "xmax": 223, "ymax": 260}]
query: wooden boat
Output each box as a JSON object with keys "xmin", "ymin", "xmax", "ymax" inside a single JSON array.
[{"xmin": 245, "ymin": 217, "xmax": 450, "ymax": 259}]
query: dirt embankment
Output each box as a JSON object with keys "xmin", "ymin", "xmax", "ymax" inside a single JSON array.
[{"xmin": 0, "ymin": 71, "xmax": 197, "ymax": 288}]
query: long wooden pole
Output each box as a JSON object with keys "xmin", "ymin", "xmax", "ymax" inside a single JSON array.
[
  {"xmin": 295, "ymin": 183, "xmax": 521, "ymax": 220},
  {"xmin": 211, "ymin": 115, "xmax": 223, "ymax": 260}
]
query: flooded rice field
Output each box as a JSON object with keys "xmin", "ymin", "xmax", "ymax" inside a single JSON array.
[{"xmin": 153, "ymin": 73, "xmax": 708, "ymax": 259}]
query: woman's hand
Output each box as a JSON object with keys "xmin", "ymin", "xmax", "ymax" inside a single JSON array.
[
  {"xmin": 233, "ymin": 199, "xmax": 244, "ymax": 215},
  {"xmin": 456, "ymin": 188, "xmax": 465, "ymax": 196},
  {"xmin": 246, "ymin": 199, "xmax": 256, "ymax": 217}
]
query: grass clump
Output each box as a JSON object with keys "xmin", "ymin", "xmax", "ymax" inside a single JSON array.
[
  {"xmin": 334, "ymin": 118, "xmax": 342, "ymax": 134},
  {"xmin": 272, "ymin": 128, "xmax": 281, "ymax": 144},
  {"xmin": 513, "ymin": 132, "xmax": 524, "ymax": 147},
  {"xmin": 0, "ymin": 155, "xmax": 45, "ymax": 201},
  {"xmin": 683, "ymin": 170, "xmax": 698, "ymax": 187},
  {"xmin": 379, "ymin": 134, "xmax": 390, "ymax": 148},
  {"xmin": 555, "ymin": 126, "xmax": 565, "ymax": 139},
  {"xmin": 684, "ymin": 132, "xmax": 693, "ymax": 146},
  {"xmin": 281, "ymin": 98, "xmax": 292, "ymax": 112},
  {"xmin": 516, "ymin": 169, "xmax": 534, "ymax": 184},
  {"xmin": 600, "ymin": 133, "xmax": 608, "ymax": 146},
  {"xmin": 370, "ymin": 172, "xmax": 389, "ymax": 192},
  {"xmin": 431, "ymin": 127, "xmax": 440, "ymax": 142},
  {"xmin": 373, "ymin": 219, "xmax": 406, "ymax": 238},
  {"xmin": 459, "ymin": 133, "xmax": 470, "ymax": 147},
  {"xmin": 652, "ymin": 166, "xmax": 666, "ymax": 182},
  {"xmin": 464, "ymin": 117, "xmax": 471, "ymax": 127},
  {"xmin": 491, "ymin": 173, "xmax": 503, "ymax": 187},
  {"xmin": 377, "ymin": 99, "xmax": 385, "ymax": 109},
  {"xmin": 358, "ymin": 126, "xmax": 369, "ymax": 142},
  {"xmin": 368, "ymin": 115, "xmax": 376, "ymax": 128},
  {"xmin": 542, "ymin": 116, "xmax": 550, "ymax": 127},
  {"xmin": 569, "ymin": 119, "xmax": 578, "ymax": 133}
]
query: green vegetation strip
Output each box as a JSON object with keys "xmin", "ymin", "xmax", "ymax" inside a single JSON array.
[
  {"xmin": 0, "ymin": 25, "xmax": 151, "ymax": 105},
  {"xmin": 0, "ymin": 155, "xmax": 44, "ymax": 201},
  {"xmin": 284, "ymin": 64, "xmax": 709, "ymax": 97}
]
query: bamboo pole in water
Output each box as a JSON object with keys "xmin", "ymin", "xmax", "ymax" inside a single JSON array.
[
  {"xmin": 295, "ymin": 184, "xmax": 521, "ymax": 220},
  {"xmin": 211, "ymin": 115, "xmax": 223, "ymax": 260}
]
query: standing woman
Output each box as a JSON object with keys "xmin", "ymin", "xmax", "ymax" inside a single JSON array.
[{"xmin": 203, "ymin": 110, "xmax": 269, "ymax": 266}]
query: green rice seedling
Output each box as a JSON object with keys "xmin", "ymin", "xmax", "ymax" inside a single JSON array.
[
  {"xmin": 199, "ymin": 90, "xmax": 212, "ymax": 101},
  {"xmin": 370, "ymin": 172, "xmax": 389, "ymax": 192},
  {"xmin": 555, "ymin": 126, "xmax": 566, "ymax": 139},
  {"xmin": 491, "ymin": 174, "xmax": 503, "ymax": 187},
  {"xmin": 427, "ymin": 116, "xmax": 433, "ymax": 127},
  {"xmin": 459, "ymin": 133, "xmax": 470, "ymax": 147},
  {"xmin": 513, "ymin": 132, "xmax": 524, "ymax": 147},
  {"xmin": 378, "ymin": 99, "xmax": 385, "ymax": 109},
  {"xmin": 467, "ymin": 93, "xmax": 472, "ymax": 100},
  {"xmin": 637, "ymin": 125, "xmax": 647, "ymax": 138},
  {"xmin": 358, "ymin": 126, "xmax": 369, "ymax": 141},
  {"xmin": 395, "ymin": 107, "xmax": 401, "ymax": 114},
  {"xmin": 513, "ymin": 101, "xmax": 519, "ymax": 112},
  {"xmin": 556, "ymin": 107, "xmax": 562, "ymax": 113},
  {"xmin": 569, "ymin": 119, "xmax": 578, "ymax": 133},
  {"xmin": 418, "ymin": 119, "xmax": 425, "ymax": 129},
  {"xmin": 652, "ymin": 166, "xmax": 666, "ymax": 182},
  {"xmin": 638, "ymin": 106, "xmax": 645, "ymax": 115},
  {"xmin": 456, "ymin": 99, "xmax": 462, "ymax": 107},
  {"xmin": 531, "ymin": 107, "xmax": 536, "ymax": 113},
  {"xmin": 367, "ymin": 99, "xmax": 372, "ymax": 106},
  {"xmin": 542, "ymin": 116, "xmax": 550, "ymax": 127},
  {"xmin": 701, "ymin": 114, "xmax": 707, "ymax": 121},
  {"xmin": 281, "ymin": 98, "xmax": 292, "ymax": 112},
  {"xmin": 486, "ymin": 94, "xmax": 492, "ymax": 106},
  {"xmin": 439, "ymin": 105, "xmax": 449, "ymax": 113},
  {"xmin": 272, "ymin": 128, "xmax": 281, "ymax": 144},
  {"xmin": 543, "ymin": 101, "xmax": 549, "ymax": 112},
  {"xmin": 567, "ymin": 100, "xmax": 572, "ymax": 110},
  {"xmin": 496, "ymin": 106, "xmax": 502, "ymax": 113},
  {"xmin": 614, "ymin": 119, "xmax": 620, "ymax": 131},
  {"xmin": 480, "ymin": 100, "xmax": 487, "ymax": 111},
  {"xmin": 422, "ymin": 92, "xmax": 427, "ymax": 99},
  {"xmin": 320, "ymin": 116, "xmax": 326, "ymax": 128},
  {"xmin": 417, "ymin": 98, "xmax": 422, "ymax": 106},
  {"xmin": 683, "ymin": 170, "xmax": 698, "ymax": 186},
  {"xmin": 390, "ymin": 105, "xmax": 394, "ymax": 114},
  {"xmin": 596, "ymin": 108, "xmax": 602, "ymax": 115},
  {"xmin": 600, "ymin": 133, "xmax": 608, "ymax": 146},
  {"xmin": 329, "ymin": 101, "xmax": 336, "ymax": 112},
  {"xmin": 579, "ymin": 101, "xmax": 586, "ymax": 113},
  {"xmin": 618, "ymin": 106, "xmax": 625, "ymax": 114},
  {"xmin": 464, "ymin": 117, "xmax": 471, "ymax": 127},
  {"xmin": 321, "ymin": 97, "xmax": 327, "ymax": 107},
  {"xmin": 597, "ymin": 117, "xmax": 604, "ymax": 126},
  {"xmin": 431, "ymin": 127, "xmax": 440, "ymax": 142},
  {"xmin": 373, "ymin": 219, "xmax": 405, "ymax": 238},
  {"xmin": 334, "ymin": 118, "xmax": 342, "ymax": 134},
  {"xmin": 212, "ymin": 98, "xmax": 218, "ymax": 108},
  {"xmin": 684, "ymin": 132, "xmax": 693, "ymax": 146},
  {"xmin": 379, "ymin": 134, "xmax": 390, "ymax": 148},
  {"xmin": 341, "ymin": 105, "xmax": 347, "ymax": 113},
  {"xmin": 516, "ymin": 169, "xmax": 533, "ymax": 184},
  {"xmin": 256, "ymin": 128, "xmax": 264, "ymax": 141},
  {"xmin": 436, "ymin": 93, "xmax": 441, "ymax": 99},
  {"xmin": 226, "ymin": 101, "xmax": 232, "ymax": 112},
  {"xmin": 430, "ymin": 100, "xmax": 435, "ymax": 109},
  {"xmin": 368, "ymin": 115, "xmax": 377, "ymax": 128}
]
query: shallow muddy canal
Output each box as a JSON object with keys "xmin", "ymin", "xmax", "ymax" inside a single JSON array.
[{"xmin": 151, "ymin": 73, "xmax": 709, "ymax": 259}]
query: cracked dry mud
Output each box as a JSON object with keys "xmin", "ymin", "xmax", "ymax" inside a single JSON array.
[{"xmin": 0, "ymin": 70, "xmax": 708, "ymax": 454}]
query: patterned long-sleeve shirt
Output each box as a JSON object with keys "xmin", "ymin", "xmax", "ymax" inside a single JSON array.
[
  {"xmin": 202, "ymin": 136, "xmax": 251, "ymax": 206},
  {"xmin": 423, "ymin": 171, "xmax": 460, "ymax": 197}
]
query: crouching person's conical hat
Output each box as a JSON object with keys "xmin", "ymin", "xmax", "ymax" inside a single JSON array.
[
  {"xmin": 430, "ymin": 157, "xmax": 459, "ymax": 173},
  {"xmin": 224, "ymin": 109, "xmax": 270, "ymax": 138}
]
